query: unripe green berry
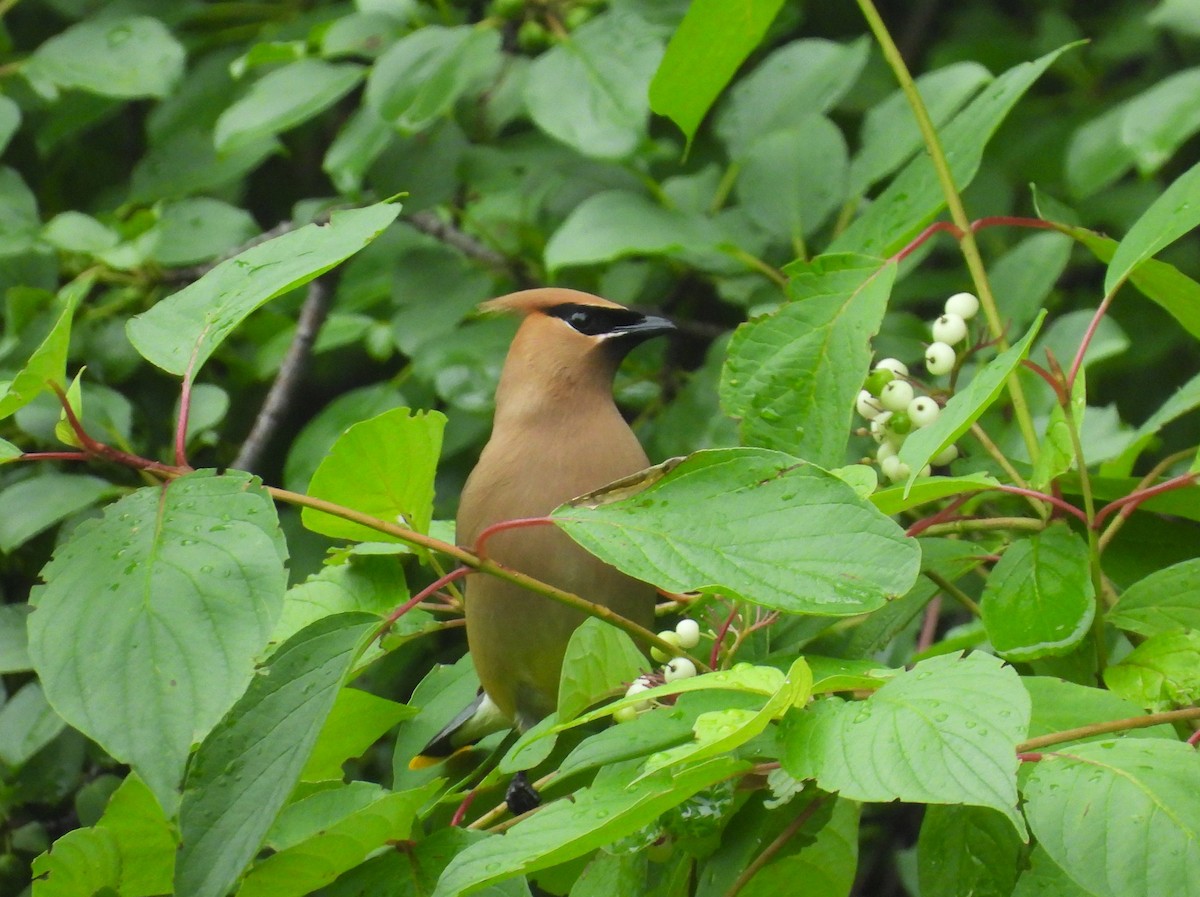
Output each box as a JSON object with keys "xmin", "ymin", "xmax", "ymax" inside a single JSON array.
[
  {"xmin": 650, "ymin": 630, "xmax": 680, "ymax": 662},
  {"xmin": 925, "ymin": 341, "xmax": 956, "ymax": 376},
  {"xmin": 880, "ymin": 379, "xmax": 914, "ymax": 412},
  {"xmin": 945, "ymin": 291, "xmax": 980, "ymax": 320},
  {"xmin": 564, "ymin": 5, "xmax": 595, "ymax": 29},
  {"xmin": 932, "ymin": 313, "xmax": 968, "ymax": 346},
  {"xmin": 490, "ymin": 0, "xmax": 525, "ymax": 18},
  {"xmin": 887, "ymin": 410, "xmax": 913, "ymax": 436},
  {"xmin": 614, "ymin": 704, "xmax": 639, "ymax": 723},
  {"xmin": 675, "ymin": 618, "xmax": 701, "ymax": 649},
  {"xmin": 517, "ymin": 19, "xmax": 550, "ymax": 52},
  {"xmin": 908, "ymin": 396, "xmax": 940, "ymax": 428},
  {"xmin": 863, "ymin": 368, "xmax": 895, "ymax": 397},
  {"xmin": 874, "ymin": 357, "xmax": 909, "ymax": 377}
]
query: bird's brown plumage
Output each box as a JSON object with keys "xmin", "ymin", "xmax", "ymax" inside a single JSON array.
[{"xmin": 457, "ymin": 287, "xmax": 671, "ymax": 730}]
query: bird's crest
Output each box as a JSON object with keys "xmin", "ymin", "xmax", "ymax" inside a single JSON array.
[{"xmin": 481, "ymin": 288, "xmax": 626, "ymax": 316}]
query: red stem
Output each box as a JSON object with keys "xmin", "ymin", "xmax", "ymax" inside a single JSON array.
[
  {"xmin": 1188, "ymin": 729, "xmax": 1200, "ymax": 748},
  {"xmin": 20, "ymin": 451, "xmax": 90, "ymax": 462},
  {"xmin": 709, "ymin": 604, "xmax": 740, "ymax": 669},
  {"xmin": 373, "ymin": 566, "xmax": 471, "ymax": 644},
  {"xmin": 992, "ymin": 483, "xmax": 1089, "ymax": 524},
  {"xmin": 970, "ymin": 216, "xmax": 1059, "ymax": 233},
  {"xmin": 906, "ymin": 494, "xmax": 972, "ymax": 537},
  {"xmin": 176, "ymin": 375, "xmax": 192, "ymax": 468},
  {"xmin": 50, "ymin": 382, "xmax": 181, "ymax": 476},
  {"xmin": 1093, "ymin": 473, "xmax": 1200, "ymax": 529},
  {"xmin": 1067, "ymin": 289, "xmax": 1118, "ymax": 391},
  {"xmin": 473, "ymin": 516, "xmax": 556, "ymax": 560},
  {"xmin": 1017, "ymin": 752, "xmax": 1043, "ymax": 762},
  {"xmin": 917, "ymin": 595, "xmax": 941, "ymax": 653},
  {"xmin": 1020, "ymin": 359, "xmax": 1068, "ymax": 404},
  {"xmin": 892, "ymin": 221, "xmax": 963, "ymax": 262},
  {"xmin": 451, "ymin": 789, "xmax": 478, "ymax": 827}
]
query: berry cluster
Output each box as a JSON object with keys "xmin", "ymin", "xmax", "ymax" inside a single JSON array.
[
  {"xmin": 856, "ymin": 291, "xmax": 980, "ymax": 482},
  {"xmin": 614, "ymin": 617, "xmax": 702, "ymax": 723}
]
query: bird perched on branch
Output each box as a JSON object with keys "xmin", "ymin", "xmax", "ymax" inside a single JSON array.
[{"xmin": 412, "ymin": 288, "xmax": 674, "ymax": 805}]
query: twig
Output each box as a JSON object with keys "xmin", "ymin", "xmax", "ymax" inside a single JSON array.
[
  {"xmin": 723, "ymin": 795, "xmax": 827, "ymax": 897},
  {"xmin": 233, "ymin": 277, "xmax": 334, "ymax": 473},
  {"xmin": 1093, "ymin": 472, "xmax": 1200, "ymax": 530},
  {"xmin": 923, "ymin": 569, "xmax": 981, "ymax": 616},
  {"xmin": 405, "ymin": 210, "xmax": 514, "ymax": 274},
  {"xmin": 918, "ymin": 516, "xmax": 1047, "ymax": 537},
  {"xmin": 1016, "ymin": 706, "xmax": 1200, "ymax": 752},
  {"xmin": 373, "ymin": 566, "xmax": 471, "ymax": 644},
  {"xmin": 917, "ymin": 594, "xmax": 942, "ymax": 652}
]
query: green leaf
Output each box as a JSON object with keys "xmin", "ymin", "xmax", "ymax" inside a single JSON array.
[
  {"xmin": 899, "ymin": 311, "xmax": 1046, "ymax": 492},
  {"xmin": 1013, "ymin": 845, "xmax": 1100, "ymax": 897},
  {"xmin": 215, "ymin": 59, "xmax": 365, "ymax": 153},
  {"xmin": 557, "ymin": 618, "xmax": 649, "ymax": 723},
  {"xmin": 130, "ymin": 125, "xmax": 281, "ymax": 203},
  {"xmin": 714, "ymin": 38, "xmax": 869, "ymax": 159},
  {"xmin": 990, "ymin": 231, "xmax": 1075, "ymax": 333},
  {"xmin": 0, "ymin": 604, "xmax": 31, "ymax": 673},
  {"xmin": 324, "ymin": 106, "xmax": 396, "ymax": 195},
  {"xmin": 849, "ymin": 61, "xmax": 992, "ymax": 195},
  {"xmin": 0, "ymin": 276, "xmax": 88, "ymax": 420},
  {"xmin": 431, "ymin": 757, "xmax": 747, "ymax": 897},
  {"xmin": 1023, "ymin": 677, "xmax": 1177, "ymax": 745},
  {"xmin": 0, "ymin": 682, "xmax": 65, "ymax": 768},
  {"xmin": 1103, "ymin": 630, "xmax": 1200, "ymax": 711},
  {"xmin": 544, "ymin": 190, "xmax": 719, "ymax": 272},
  {"xmin": 1108, "ymin": 557, "xmax": 1200, "ymax": 636},
  {"xmin": 302, "ymin": 406, "xmax": 445, "ymax": 542},
  {"xmin": 126, "ymin": 203, "xmax": 400, "ymax": 377},
  {"xmin": 782, "ymin": 652, "xmax": 1030, "ymax": 832},
  {"xmin": 1120, "ymin": 67, "xmax": 1200, "ymax": 174},
  {"xmin": 25, "ymin": 15, "xmax": 185, "ymax": 99},
  {"xmin": 736, "ymin": 118, "xmax": 848, "ymax": 241},
  {"xmin": 870, "ymin": 472, "xmax": 1000, "ymax": 516},
  {"xmin": 1106, "ymin": 159, "xmax": 1200, "ymax": 295},
  {"xmin": 0, "ymin": 472, "xmax": 118, "ymax": 553},
  {"xmin": 94, "ymin": 773, "xmax": 177, "ymax": 897},
  {"xmin": 0, "ymin": 94, "xmax": 20, "ymax": 155},
  {"xmin": 1104, "ymin": 370, "xmax": 1200, "ymax": 476},
  {"xmin": 237, "ymin": 782, "xmax": 436, "ymax": 897},
  {"xmin": 366, "ymin": 26, "xmax": 501, "ymax": 133},
  {"xmin": 918, "ymin": 805, "xmax": 1023, "ymax": 897},
  {"xmin": 525, "ymin": 11, "xmax": 664, "ymax": 160},
  {"xmin": 149, "ymin": 198, "xmax": 259, "ymax": 267},
  {"xmin": 732, "ymin": 798, "xmax": 860, "ymax": 897},
  {"xmin": 720, "ymin": 254, "xmax": 896, "ymax": 465},
  {"xmin": 553, "ymin": 449, "xmax": 920, "ymax": 616},
  {"xmin": 979, "ymin": 524, "xmax": 1095, "ymax": 662},
  {"xmin": 648, "ymin": 0, "xmax": 785, "ymax": 145},
  {"xmin": 1023, "ymin": 739, "xmax": 1200, "ymax": 897},
  {"xmin": 30, "ymin": 827, "xmax": 121, "ymax": 897},
  {"xmin": 28, "ymin": 470, "xmax": 288, "ymax": 807},
  {"xmin": 0, "ymin": 437, "xmax": 21, "ymax": 463},
  {"xmin": 301, "ymin": 687, "xmax": 416, "ymax": 782},
  {"xmin": 640, "ymin": 658, "xmax": 811, "ymax": 778},
  {"xmin": 42, "ymin": 211, "xmax": 119, "ymax": 254},
  {"xmin": 832, "ymin": 44, "xmax": 1075, "ymax": 257},
  {"xmin": 175, "ymin": 613, "xmax": 376, "ymax": 897}
]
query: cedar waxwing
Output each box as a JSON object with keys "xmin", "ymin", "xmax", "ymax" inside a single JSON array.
[{"xmin": 414, "ymin": 288, "xmax": 674, "ymax": 777}]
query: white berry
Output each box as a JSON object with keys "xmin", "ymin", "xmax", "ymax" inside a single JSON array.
[
  {"xmin": 945, "ymin": 291, "xmax": 980, "ymax": 320},
  {"xmin": 650, "ymin": 630, "xmax": 680, "ymax": 662},
  {"xmin": 932, "ymin": 313, "xmax": 968, "ymax": 346},
  {"xmin": 856, "ymin": 390, "xmax": 883, "ymax": 421},
  {"xmin": 925, "ymin": 341, "xmax": 956, "ymax": 376},
  {"xmin": 663, "ymin": 657, "xmax": 697, "ymax": 682},
  {"xmin": 932, "ymin": 444, "xmax": 959, "ymax": 466},
  {"xmin": 876, "ymin": 441, "xmax": 897, "ymax": 462},
  {"xmin": 880, "ymin": 379, "xmax": 914, "ymax": 412},
  {"xmin": 908, "ymin": 396, "xmax": 940, "ymax": 428},
  {"xmin": 880, "ymin": 454, "xmax": 910, "ymax": 482},
  {"xmin": 675, "ymin": 618, "xmax": 701, "ymax": 649},
  {"xmin": 870, "ymin": 412, "xmax": 892, "ymax": 444},
  {"xmin": 874, "ymin": 357, "xmax": 908, "ymax": 377}
]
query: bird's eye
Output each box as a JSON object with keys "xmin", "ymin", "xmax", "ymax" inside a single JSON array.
[{"xmin": 567, "ymin": 310, "xmax": 593, "ymax": 330}]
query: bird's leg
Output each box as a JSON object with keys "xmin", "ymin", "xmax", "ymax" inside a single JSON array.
[{"xmin": 505, "ymin": 770, "xmax": 541, "ymax": 815}]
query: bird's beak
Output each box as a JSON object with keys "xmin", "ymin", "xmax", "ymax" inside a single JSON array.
[{"xmin": 611, "ymin": 314, "xmax": 676, "ymax": 340}]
